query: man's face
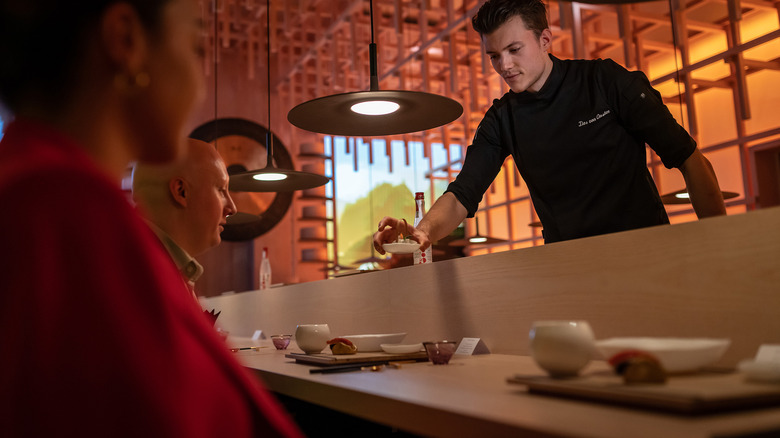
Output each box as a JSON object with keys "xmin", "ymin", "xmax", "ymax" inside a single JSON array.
[
  {"xmin": 186, "ymin": 155, "xmax": 236, "ymax": 255},
  {"xmin": 483, "ymin": 16, "xmax": 553, "ymax": 93}
]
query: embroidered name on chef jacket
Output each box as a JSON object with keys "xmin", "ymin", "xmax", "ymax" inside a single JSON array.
[{"xmin": 577, "ymin": 109, "xmax": 611, "ymax": 128}]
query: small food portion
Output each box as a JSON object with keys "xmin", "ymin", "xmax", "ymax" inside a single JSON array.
[
  {"xmin": 327, "ymin": 337, "xmax": 358, "ymax": 355},
  {"xmin": 382, "ymin": 219, "xmax": 421, "ymax": 254},
  {"xmin": 609, "ymin": 350, "xmax": 667, "ymax": 384}
]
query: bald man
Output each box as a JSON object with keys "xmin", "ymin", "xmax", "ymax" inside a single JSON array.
[{"xmin": 132, "ymin": 138, "xmax": 237, "ymax": 294}]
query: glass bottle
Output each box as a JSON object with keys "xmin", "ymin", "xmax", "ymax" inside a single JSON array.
[
  {"xmin": 413, "ymin": 192, "xmax": 432, "ymax": 264},
  {"xmin": 259, "ymin": 247, "xmax": 271, "ymax": 290}
]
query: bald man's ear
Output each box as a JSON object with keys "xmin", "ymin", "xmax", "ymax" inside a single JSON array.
[{"xmin": 169, "ymin": 178, "xmax": 188, "ymax": 208}]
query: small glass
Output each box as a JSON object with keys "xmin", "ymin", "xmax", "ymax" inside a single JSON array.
[
  {"xmin": 271, "ymin": 334, "xmax": 292, "ymax": 350},
  {"xmin": 423, "ymin": 341, "xmax": 458, "ymax": 365}
]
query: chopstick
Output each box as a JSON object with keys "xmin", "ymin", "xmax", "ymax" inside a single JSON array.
[
  {"xmin": 229, "ymin": 346, "xmax": 266, "ymax": 352},
  {"xmin": 308, "ymin": 359, "xmax": 422, "ymax": 374},
  {"xmin": 309, "ymin": 362, "xmax": 388, "ymax": 374}
]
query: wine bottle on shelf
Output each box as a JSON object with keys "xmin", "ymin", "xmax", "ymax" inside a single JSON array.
[
  {"xmin": 259, "ymin": 247, "xmax": 272, "ymax": 290},
  {"xmin": 413, "ymin": 192, "xmax": 432, "ymax": 265}
]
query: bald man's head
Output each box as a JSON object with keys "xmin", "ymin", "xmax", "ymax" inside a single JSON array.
[{"xmin": 133, "ymin": 138, "xmax": 236, "ymax": 256}]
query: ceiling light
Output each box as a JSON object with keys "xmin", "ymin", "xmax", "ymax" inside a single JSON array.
[
  {"xmin": 286, "ymin": 0, "xmax": 462, "ymax": 136},
  {"xmin": 253, "ymin": 173, "xmax": 287, "ymax": 181},
  {"xmin": 351, "ymin": 100, "xmax": 400, "ymax": 115},
  {"xmin": 450, "ymin": 216, "xmax": 507, "ymax": 246},
  {"xmin": 229, "ymin": 0, "xmax": 330, "ymax": 192},
  {"xmin": 660, "ymin": 189, "xmax": 739, "ymax": 205}
]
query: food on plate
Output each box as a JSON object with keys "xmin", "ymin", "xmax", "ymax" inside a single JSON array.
[
  {"xmin": 608, "ymin": 350, "xmax": 667, "ymax": 384},
  {"xmin": 396, "ymin": 218, "xmax": 417, "ymax": 243},
  {"xmin": 327, "ymin": 337, "xmax": 358, "ymax": 355}
]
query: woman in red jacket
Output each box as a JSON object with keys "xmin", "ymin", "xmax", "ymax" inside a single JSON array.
[{"xmin": 0, "ymin": 1, "xmax": 301, "ymax": 436}]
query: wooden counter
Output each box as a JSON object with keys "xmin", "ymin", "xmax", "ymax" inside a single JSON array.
[
  {"xmin": 231, "ymin": 345, "xmax": 780, "ymax": 438},
  {"xmin": 203, "ymin": 207, "xmax": 780, "ymax": 369}
]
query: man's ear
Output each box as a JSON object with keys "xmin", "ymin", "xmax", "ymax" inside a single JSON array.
[
  {"xmin": 169, "ymin": 178, "xmax": 188, "ymax": 208},
  {"xmin": 99, "ymin": 2, "xmax": 149, "ymax": 74},
  {"xmin": 539, "ymin": 28, "xmax": 552, "ymax": 52}
]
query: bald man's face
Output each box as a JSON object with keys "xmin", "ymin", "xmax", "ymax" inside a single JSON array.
[{"xmin": 184, "ymin": 146, "xmax": 236, "ymax": 255}]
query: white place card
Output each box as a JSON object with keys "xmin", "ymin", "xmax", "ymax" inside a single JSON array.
[
  {"xmin": 755, "ymin": 344, "xmax": 780, "ymax": 363},
  {"xmin": 455, "ymin": 337, "xmax": 490, "ymax": 356},
  {"xmin": 252, "ymin": 330, "xmax": 265, "ymax": 340}
]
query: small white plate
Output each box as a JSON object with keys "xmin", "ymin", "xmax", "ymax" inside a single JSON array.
[
  {"xmin": 382, "ymin": 242, "xmax": 420, "ymax": 254},
  {"xmin": 595, "ymin": 337, "xmax": 730, "ymax": 373},
  {"xmin": 381, "ymin": 343, "xmax": 423, "ymax": 354},
  {"xmin": 738, "ymin": 359, "xmax": 780, "ymax": 383},
  {"xmin": 342, "ymin": 333, "xmax": 407, "ymax": 352}
]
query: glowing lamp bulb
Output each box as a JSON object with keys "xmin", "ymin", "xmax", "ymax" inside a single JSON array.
[
  {"xmin": 253, "ymin": 172, "xmax": 287, "ymax": 181},
  {"xmin": 350, "ymin": 100, "xmax": 400, "ymax": 116}
]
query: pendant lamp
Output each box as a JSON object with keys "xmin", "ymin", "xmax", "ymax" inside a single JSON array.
[
  {"xmin": 228, "ymin": 0, "xmax": 330, "ymax": 192},
  {"xmin": 572, "ymin": 0, "xmax": 659, "ymax": 3},
  {"xmin": 286, "ymin": 0, "xmax": 463, "ymax": 136},
  {"xmin": 660, "ymin": 188, "xmax": 739, "ymax": 205},
  {"xmin": 450, "ymin": 216, "xmax": 506, "ymax": 246},
  {"xmin": 467, "ymin": 216, "xmax": 506, "ymax": 245}
]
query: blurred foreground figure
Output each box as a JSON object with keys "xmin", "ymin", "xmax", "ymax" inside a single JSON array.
[{"xmin": 0, "ymin": 1, "xmax": 301, "ymax": 436}]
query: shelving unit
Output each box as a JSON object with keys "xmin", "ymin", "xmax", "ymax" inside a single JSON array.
[{"xmin": 295, "ymin": 141, "xmax": 342, "ymax": 278}]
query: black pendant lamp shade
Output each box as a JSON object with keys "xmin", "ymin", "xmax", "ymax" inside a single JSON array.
[
  {"xmin": 287, "ymin": 0, "xmax": 463, "ymax": 136},
  {"xmin": 228, "ymin": 134, "xmax": 330, "ymax": 192},
  {"xmin": 660, "ymin": 188, "xmax": 739, "ymax": 205},
  {"xmin": 573, "ymin": 0, "xmax": 660, "ymax": 3},
  {"xmin": 229, "ymin": 0, "xmax": 330, "ymax": 192},
  {"xmin": 449, "ymin": 216, "xmax": 506, "ymax": 246},
  {"xmin": 287, "ymin": 89, "xmax": 463, "ymax": 136},
  {"xmin": 467, "ymin": 220, "xmax": 506, "ymax": 244}
]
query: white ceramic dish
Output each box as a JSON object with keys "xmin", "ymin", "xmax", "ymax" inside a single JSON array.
[
  {"xmin": 382, "ymin": 242, "xmax": 419, "ymax": 254},
  {"xmin": 738, "ymin": 360, "xmax": 780, "ymax": 383},
  {"xmin": 342, "ymin": 333, "xmax": 407, "ymax": 352},
  {"xmin": 595, "ymin": 337, "xmax": 731, "ymax": 373},
  {"xmin": 380, "ymin": 343, "xmax": 423, "ymax": 354}
]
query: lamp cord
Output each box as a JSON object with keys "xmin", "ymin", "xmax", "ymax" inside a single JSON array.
[
  {"xmin": 668, "ymin": 0, "xmax": 686, "ymax": 129},
  {"xmin": 369, "ymin": 0, "xmax": 375, "ymax": 44},
  {"xmin": 266, "ymin": 0, "xmax": 274, "ymax": 166},
  {"xmin": 368, "ymin": 0, "xmax": 379, "ymax": 90}
]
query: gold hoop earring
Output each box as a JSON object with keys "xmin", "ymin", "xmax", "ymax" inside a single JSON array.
[{"xmin": 114, "ymin": 71, "xmax": 151, "ymax": 92}]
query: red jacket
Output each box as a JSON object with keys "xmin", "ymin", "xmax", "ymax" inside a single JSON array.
[{"xmin": 0, "ymin": 119, "xmax": 302, "ymax": 438}]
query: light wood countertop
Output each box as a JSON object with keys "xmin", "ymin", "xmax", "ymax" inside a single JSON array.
[{"xmin": 232, "ymin": 342, "xmax": 780, "ymax": 438}]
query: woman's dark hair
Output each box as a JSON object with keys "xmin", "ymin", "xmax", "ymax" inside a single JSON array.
[
  {"xmin": 0, "ymin": 0, "xmax": 171, "ymax": 112},
  {"xmin": 472, "ymin": 0, "xmax": 549, "ymax": 38}
]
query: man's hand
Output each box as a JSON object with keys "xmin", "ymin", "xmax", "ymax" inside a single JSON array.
[{"xmin": 372, "ymin": 217, "xmax": 433, "ymax": 255}]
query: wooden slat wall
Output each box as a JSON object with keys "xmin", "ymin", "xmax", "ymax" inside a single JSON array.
[{"xmin": 195, "ymin": 0, "xmax": 780, "ymax": 286}]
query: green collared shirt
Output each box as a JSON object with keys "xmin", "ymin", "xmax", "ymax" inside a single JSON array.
[{"xmin": 144, "ymin": 221, "xmax": 204, "ymax": 284}]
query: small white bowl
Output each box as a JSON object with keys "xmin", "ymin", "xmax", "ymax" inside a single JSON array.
[
  {"xmin": 382, "ymin": 242, "xmax": 420, "ymax": 254},
  {"xmin": 596, "ymin": 337, "xmax": 730, "ymax": 373},
  {"xmin": 342, "ymin": 333, "xmax": 407, "ymax": 352},
  {"xmin": 380, "ymin": 343, "xmax": 423, "ymax": 354}
]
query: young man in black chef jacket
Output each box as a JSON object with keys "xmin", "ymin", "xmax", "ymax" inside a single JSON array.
[{"xmin": 374, "ymin": 0, "xmax": 725, "ymax": 250}]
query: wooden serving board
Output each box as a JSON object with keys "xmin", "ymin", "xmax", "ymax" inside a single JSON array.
[
  {"xmin": 507, "ymin": 371, "xmax": 780, "ymax": 415},
  {"xmin": 286, "ymin": 351, "xmax": 429, "ymax": 366}
]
